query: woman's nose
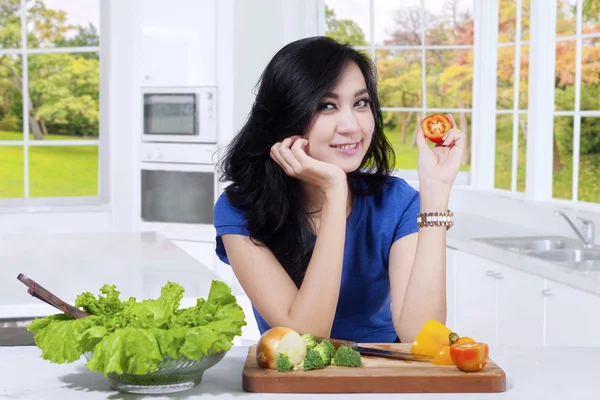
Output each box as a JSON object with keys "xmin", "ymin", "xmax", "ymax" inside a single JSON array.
[{"xmin": 336, "ymin": 107, "xmax": 360, "ymax": 134}]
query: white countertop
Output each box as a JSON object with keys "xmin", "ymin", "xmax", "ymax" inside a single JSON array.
[
  {"xmin": 0, "ymin": 345, "xmax": 598, "ymax": 399},
  {"xmin": 0, "ymin": 232, "xmax": 238, "ymax": 320},
  {"xmin": 448, "ymin": 214, "xmax": 600, "ymax": 296}
]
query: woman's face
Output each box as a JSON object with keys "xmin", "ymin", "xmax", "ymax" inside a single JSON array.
[{"xmin": 303, "ymin": 62, "xmax": 375, "ymax": 173}]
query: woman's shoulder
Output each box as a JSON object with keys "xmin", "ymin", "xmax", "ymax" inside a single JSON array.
[
  {"xmin": 382, "ymin": 175, "xmax": 418, "ymax": 194},
  {"xmin": 214, "ymin": 188, "xmax": 249, "ymax": 227},
  {"xmin": 356, "ymin": 174, "xmax": 419, "ymax": 200}
]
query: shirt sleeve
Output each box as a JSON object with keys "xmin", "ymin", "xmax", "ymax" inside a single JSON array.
[
  {"xmin": 392, "ymin": 183, "xmax": 421, "ymax": 243},
  {"xmin": 213, "ymin": 191, "xmax": 251, "ymax": 265}
]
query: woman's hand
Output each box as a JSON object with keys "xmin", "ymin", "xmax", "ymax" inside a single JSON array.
[
  {"xmin": 270, "ymin": 135, "xmax": 347, "ymax": 194},
  {"xmin": 416, "ymin": 114, "xmax": 465, "ymax": 188}
]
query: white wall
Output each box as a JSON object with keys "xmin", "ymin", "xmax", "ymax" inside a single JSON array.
[{"xmin": 232, "ymin": 0, "xmax": 319, "ymax": 139}]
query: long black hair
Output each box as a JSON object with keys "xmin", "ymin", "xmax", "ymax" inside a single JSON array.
[{"xmin": 218, "ymin": 36, "xmax": 395, "ymax": 287}]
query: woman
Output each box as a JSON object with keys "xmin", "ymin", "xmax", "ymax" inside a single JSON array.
[{"xmin": 214, "ymin": 36, "xmax": 464, "ymax": 344}]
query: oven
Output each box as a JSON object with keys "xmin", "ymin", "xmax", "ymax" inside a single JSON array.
[{"xmin": 137, "ymin": 143, "xmax": 217, "ymax": 242}]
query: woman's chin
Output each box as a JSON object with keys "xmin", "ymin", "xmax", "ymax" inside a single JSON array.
[{"xmin": 337, "ymin": 161, "xmax": 364, "ymax": 174}]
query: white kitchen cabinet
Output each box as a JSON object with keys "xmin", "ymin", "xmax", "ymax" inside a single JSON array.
[
  {"xmin": 453, "ymin": 251, "xmax": 498, "ymax": 345},
  {"xmin": 496, "ymin": 266, "xmax": 545, "ymax": 346},
  {"xmin": 545, "ymin": 280, "xmax": 600, "ymax": 346},
  {"xmin": 452, "ymin": 249, "xmax": 600, "ymax": 347},
  {"xmin": 140, "ymin": 0, "xmax": 217, "ymax": 87}
]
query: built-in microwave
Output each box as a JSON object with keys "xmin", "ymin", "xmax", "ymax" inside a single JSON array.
[{"xmin": 141, "ymin": 87, "xmax": 217, "ymax": 143}]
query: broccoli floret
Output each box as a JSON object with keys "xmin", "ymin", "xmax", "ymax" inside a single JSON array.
[
  {"xmin": 331, "ymin": 345, "xmax": 362, "ymax": 367},
  {"xmin": 275, "ymin": 353, "xmax": 294, "ymax": 372},
  {"xmin": 301, "ymin": 348, "xmax": 326, "ymax": 371},
  {"xmin": 301, "ymin": 333, "xmax": 318, "ymax": 350},
  {"xmin": 313, "ymin": 339, "xmax": 336, "ymax": 365}
]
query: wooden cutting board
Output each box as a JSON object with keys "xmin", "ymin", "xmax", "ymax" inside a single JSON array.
[{"xmin": 242, "ymin": 343, "xmax": 506, "ymax": 393}]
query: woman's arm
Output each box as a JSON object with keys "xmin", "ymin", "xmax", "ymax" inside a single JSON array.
[
  {"xmin": 221, "ymin": 185, "xmax": 347, "ymax": 337},
  {"xmin": 389, "ymin": 114, "xmax": 465, "ymax": 343},
  {"xmin": 389, "ymin": 183, "xmax": 450, "ymax": 344}
]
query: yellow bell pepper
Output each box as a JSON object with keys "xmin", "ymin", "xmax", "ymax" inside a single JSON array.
[
  {"xmin": 432, "ymin": 345, "xmax": 454, "ymax": 366},
  {"xmin": 410, "ymin": 319, "xmax": 458, "ymax": 357}
]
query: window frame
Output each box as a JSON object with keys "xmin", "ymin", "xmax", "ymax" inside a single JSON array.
[{"xmin": 0, "ymin": 0, "xmax": 107, "ymax": 209}]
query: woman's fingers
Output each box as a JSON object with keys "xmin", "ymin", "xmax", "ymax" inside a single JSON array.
[
  {"xmin": 270, "ymin": 136, "xmax": 306, "ymax": 176},
  {"xmin": 290, "ymin": 138, "xmax": 311, "ymax": 164},
  {"xmin": 442, "ymin": 128, "xmax": 465, "ymax": 148},
  {"xmin": 279, "ymin": 138, "xmax": 304, "ymax": 174},
  {"xmin": 415, "ymin": 121, "xmax": 430, "ymax": 151},
  {"xmin": 270, "ymin": 140, "xmax": 294, "ymax": 175}
]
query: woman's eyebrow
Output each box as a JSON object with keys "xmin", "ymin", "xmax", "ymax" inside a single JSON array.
[{"xmin": 323, "ymin": 88, "xmax": 369, "ymax": 99}]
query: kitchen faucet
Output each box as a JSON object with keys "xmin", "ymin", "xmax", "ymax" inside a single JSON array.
[{"xmin": 554, "ymin": 210, "xmax": 595, "ymax": 248}]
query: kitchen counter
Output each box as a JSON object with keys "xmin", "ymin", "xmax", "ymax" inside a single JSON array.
[
  {"xmin": 448, "ymin": 213, "xmax": 600, "ymax": 296},
  {"xmin": 0, "ymin": 232, "xmax": 235, "ymax": 320},
  {"xmin": 0, "ymin": 345, "xmax": 598, "ymax": 399}
]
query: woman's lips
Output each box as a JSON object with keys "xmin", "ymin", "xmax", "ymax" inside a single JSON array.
[{"xmin": 330, "ymin": 141, "xmax": 360, "ymax": 155}]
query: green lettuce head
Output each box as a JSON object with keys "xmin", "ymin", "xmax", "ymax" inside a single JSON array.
[{"xmin": 27, "ymin": 280, "xmax": 246, "ymax": 376}]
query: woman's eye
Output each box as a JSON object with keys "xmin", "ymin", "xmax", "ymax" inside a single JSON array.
[
  {"xmin": 318, "ymin": 102, "xmax": 336, "ymax": 111},
  {"xmin": 356, "ymin": 98, "xmax": 370, "ymax": 108}
]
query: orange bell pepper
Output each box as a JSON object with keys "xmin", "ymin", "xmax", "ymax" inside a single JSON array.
[
  {"xmin": 454, "ymin": 336, "xmax": 475, "ymax": 346},
  {"xmin": 410, "ymin": 319, "xmax": 458, "ymax": 357}
]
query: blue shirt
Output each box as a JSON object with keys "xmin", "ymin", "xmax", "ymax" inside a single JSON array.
[{"xmin": 213, "ymin": 175, "xmax": 420, "ymax": 343}]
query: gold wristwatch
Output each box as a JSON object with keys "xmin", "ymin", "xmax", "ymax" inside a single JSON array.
[{"xmin": 417, "ymin": 210, "xmax": 454, "ymax": 231}]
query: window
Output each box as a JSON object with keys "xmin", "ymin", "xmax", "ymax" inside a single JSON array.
[
  {"xmin": 0, "ymin": 0, "xmax": 102, "ymax": 206},
  {"xmin": 553, "ymin": 0, "xmax": 600, "ymax": 204},
  {"xmin": 320, "ymin": 0, "xmax": 600, "ymax": 207},
  {"xmin": 321, "ymin": 0, "xmax": 475, "ymax": 178},
  {"xmin": 494, "ymin": 0, "xmax": 530, "ymax": 193}
]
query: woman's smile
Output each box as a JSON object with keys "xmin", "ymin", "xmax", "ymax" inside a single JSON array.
[{"xmin": 330, "ymin": 140, "xmax": 361, "ymax": 155}]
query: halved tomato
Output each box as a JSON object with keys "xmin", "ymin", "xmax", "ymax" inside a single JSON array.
[
  {"xmin": 449, "ymin": 342, "xmax": 489, "ymax": 372},
  {"xmin": 421, "ymin": 114, "xmax": 452, "ymax": 143}
]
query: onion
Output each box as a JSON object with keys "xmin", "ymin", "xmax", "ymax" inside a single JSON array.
[{"xmin": 255, "ymin": 327, "xmax": 307, "ymax": 369}]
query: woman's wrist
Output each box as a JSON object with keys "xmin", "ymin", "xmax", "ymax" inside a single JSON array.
[
  {"xmin": 324, "ymin": 182, "xmax": 348, "ymax": 201},
  {"xmin": 419, "ymin": 181, "xmax": 451, "ymax": 212}
]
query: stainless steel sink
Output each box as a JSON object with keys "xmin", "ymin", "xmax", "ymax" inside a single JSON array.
[
  {"xmin": 527, "ymin": 248, "xmax": 600, "ymax": 263},
  {"xmin": 474, "ymin": 235, "xmax": 600, "ymax": 270},
  {"xmin": 475, "ymin": 236, "xmax": 583, "ymax": 252}
]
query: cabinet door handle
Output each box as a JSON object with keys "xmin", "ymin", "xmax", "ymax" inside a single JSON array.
[
  {"xmin": 486, "ymin": 270, "xmax": 496, "ymax": 276},
  {"xmin": 493, "ymin": 273, "xmax": 504, "ymax": 279},
  {"xmin": 542, "ymin": 289, "xmax": 552, "ymax": 296}
]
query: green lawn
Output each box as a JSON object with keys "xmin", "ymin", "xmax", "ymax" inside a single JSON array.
[
  {"xmin": 552, "ymin": 146, "xmax": 600, "ymax": 204},
  {"xmin": 0, "ymin": 131, "xmax": 98, "ymax": 198},
  {"xmin": 491, "ymin": 118, "xmax": 600, "ymax": 202},
  {"xmin": 493, "ymin": 115, "xmax": 527, "ymax": 192}
]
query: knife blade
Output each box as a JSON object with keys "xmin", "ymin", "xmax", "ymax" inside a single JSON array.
[{"xmin": 314, "ymin": 336, "xmax": 433, "ymax": 362}]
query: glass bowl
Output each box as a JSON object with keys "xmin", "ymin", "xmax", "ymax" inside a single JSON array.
[{"xmin": 84, "ymin": 350, "xmax": 227, "ymax": 394}]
